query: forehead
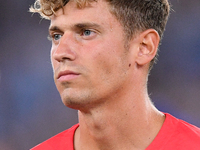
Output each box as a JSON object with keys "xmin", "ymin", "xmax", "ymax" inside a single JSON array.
[{"xmin": 49, "ymin": 0, "xmax": 120, "ymax": 30}]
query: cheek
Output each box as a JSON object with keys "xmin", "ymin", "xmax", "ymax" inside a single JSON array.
[
  {"xmin": 50, "ymin": 49, "xmax": 57, "ymax": 73},
  {"xmin": 90, "ymin": 50, "xmax": 125, "ymax": 82},
  {"xmin": 87, "ymin": 39, "xmax": 127, "ymax": 71},
  {"xmin": 50, "ymin": 59, "xmax": 56, "ymax": 74}
]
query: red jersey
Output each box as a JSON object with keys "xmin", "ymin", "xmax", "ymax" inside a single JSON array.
[
  {"xmin": 146, "ymin": 113, "xmax": 200, "ymax": 150},
  {"xmin": 31, "ymin": 124, "xmax": 79, "ymax": 150},
  {"xmin": 31, "ymin": 113, "xmax": 200, "ymax": 150}
]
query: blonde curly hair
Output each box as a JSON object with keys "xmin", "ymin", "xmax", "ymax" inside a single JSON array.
[{"xmin": 29, "ymin": 0, "xmax": 95, "ymax": 19}]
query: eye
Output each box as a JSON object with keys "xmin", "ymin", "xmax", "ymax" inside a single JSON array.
[
  {"xmin": 80, "ymin": 29, "xmax": 97, "ymax": 40},
  {"xmin": 53, "ymin": 34, "xmax": 62, "ymax": 41},
  {"xmin": 48, "ymin": 33, "xmax": 62, "ymax": 42},
  {"xmin": 83, "ymin": 30, "xmax": 92, "ymax": 36}
]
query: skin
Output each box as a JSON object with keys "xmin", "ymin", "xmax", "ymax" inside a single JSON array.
[{"xmin": 49, "ymin": 0, "xmax": 165, "ymax": 149}]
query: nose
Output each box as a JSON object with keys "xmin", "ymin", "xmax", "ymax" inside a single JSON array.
[{"xmin": 51, "ymin": 33, "xmax": 77, "ymax": 62}]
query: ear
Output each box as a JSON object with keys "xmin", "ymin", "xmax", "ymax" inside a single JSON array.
[{"xmin": 135, "ymin": 29, "xmax": 160, "ymax": 66}]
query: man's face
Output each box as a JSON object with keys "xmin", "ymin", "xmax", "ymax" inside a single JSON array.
[{"xmin": 50, "ymin": 0, "xmax": 136, "ymax": 110}]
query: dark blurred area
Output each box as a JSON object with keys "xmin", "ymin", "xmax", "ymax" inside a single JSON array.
[{"xmin": 0, "ymin": 0, "xmax": 199, "ymax": 149}]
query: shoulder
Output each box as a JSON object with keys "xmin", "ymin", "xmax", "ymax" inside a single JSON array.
[
  {"xmin": 30, "ymin": 124, "xmax": 79, "ymax": 150},
  {"xmin": 147, "ymin": 113, "xmax": 200, "ymax": 150},
  {"xmin": 170, "ymin": 114, "xmax": 200, "ymax": 142},
  {"xmin": 166, "ymin": 113, "xmax": 200, "ymax": 135},
  {"xmin": 164, "ymin": 113, "xmax": 200, "ymax": 148}
]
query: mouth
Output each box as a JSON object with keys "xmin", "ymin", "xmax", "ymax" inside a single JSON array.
[{"xmin": 57, "ymin": 70, "xmax": 80, "ymax": 81}]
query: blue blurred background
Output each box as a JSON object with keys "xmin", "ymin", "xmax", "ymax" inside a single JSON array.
[{"xmin": 0, "ymin": 0, "xmax": 200, "ymax": 149}]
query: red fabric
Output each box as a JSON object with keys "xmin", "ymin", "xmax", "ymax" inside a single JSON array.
[
  {"xmin": 31, "ymin": 124, "xmax": 79, "ymax": 150},
  {"xmin": 31, "ymin": 114, "xmax": 200, "ymax": 150},
  {"xmin": 146, "ymin": 113, "xmax": 200, "ymax": 150}
]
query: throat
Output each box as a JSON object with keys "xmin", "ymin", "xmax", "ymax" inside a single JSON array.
[{"xmin": 74, "ymin": 102, "xmax": 165, "ymax": 150}]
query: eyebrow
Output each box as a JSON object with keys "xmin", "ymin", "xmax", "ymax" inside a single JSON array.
[
  {"xmin": 49, "ymin": 26, "xmax": 62, "ymax": 33},
  {"xmin": 74, "ymin": 23, "xmax": 101, "ymax": 29},
  {"xmin": 49, "ymin": 22, "xmax": 102, "ymax": 33}
]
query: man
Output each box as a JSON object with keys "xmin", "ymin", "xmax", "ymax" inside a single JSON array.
[{"xmin": 30, "ymin": 0, "xmax": 200, "ymax": 149}]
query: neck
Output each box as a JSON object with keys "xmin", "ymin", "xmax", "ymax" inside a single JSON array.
[{"xmin": 74, "ymin": 93, "xmax": 165, "ymax": 150}]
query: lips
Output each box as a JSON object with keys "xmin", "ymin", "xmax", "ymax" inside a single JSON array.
[{"xmin": 57, "ymin": 70, "xmax": 80, "ymax": 81}]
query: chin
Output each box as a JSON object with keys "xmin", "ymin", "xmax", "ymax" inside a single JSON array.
[
  {"xmin": 60, "ymin": 93, "xmax": 92, "ymax": 110},
  {"xmin": 62, "ymin": 98, "xmax": 81, "ymax": 110},
  {"xmin": 59, "ymin": 88, "xmax": 103, "ymax": 111}
]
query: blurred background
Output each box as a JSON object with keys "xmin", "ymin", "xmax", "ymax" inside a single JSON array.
[{"xmin": 0, "ymin": 0, "xmax": 200, "ymax": 149}]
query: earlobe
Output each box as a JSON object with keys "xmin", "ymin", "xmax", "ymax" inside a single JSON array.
[{"xmin": 136, "ymin": 29, "xmax": 160, "ymax": 66}]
